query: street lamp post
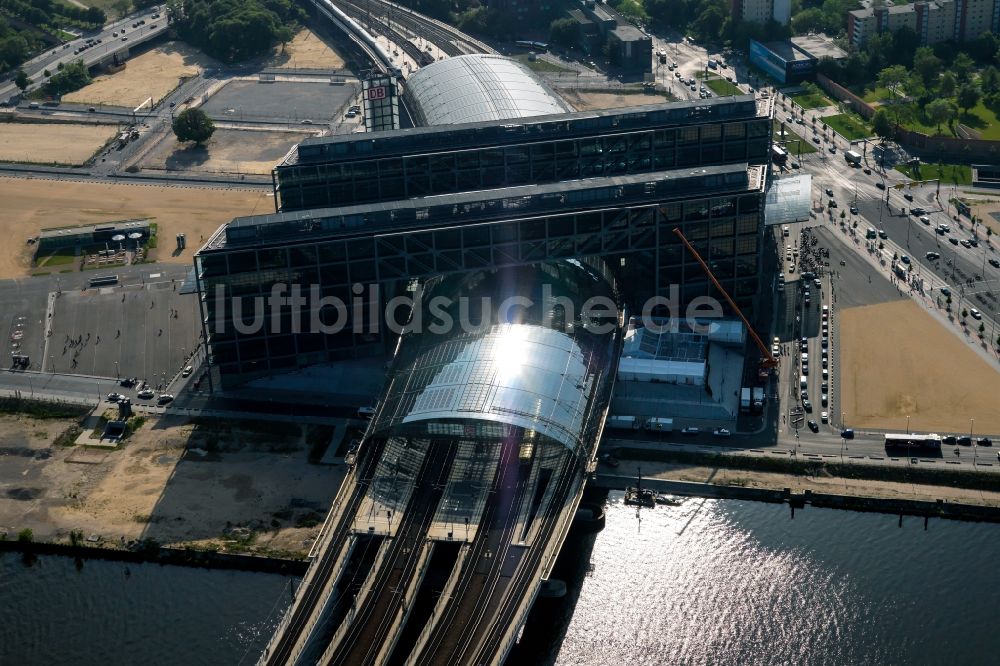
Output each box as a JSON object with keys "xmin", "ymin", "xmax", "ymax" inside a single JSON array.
[{"xmin": 906, "ymin": 415, "xmax": 910, "ymax": 434}]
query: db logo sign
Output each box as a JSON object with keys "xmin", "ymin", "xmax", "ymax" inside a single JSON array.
[{"xmin": 366, "ymin": 86, "xmax": 386, "ymax": 100}]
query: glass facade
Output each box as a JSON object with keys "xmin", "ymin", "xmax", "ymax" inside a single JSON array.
[
  {"xmin": 370, "ymin": 262, "xmax": 622, "ymax": 457},
  {"xmin": 275, "ymin": 98, "xmax": 770, "ymax": 212},
  {"xmin": 196, "ymin": 98, "xmax": 771, "ymax": 386},
  {"xmin": 196, "ymin": 168, "xmax": 763, "ymax": 385}
]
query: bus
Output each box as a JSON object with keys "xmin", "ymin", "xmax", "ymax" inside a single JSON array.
[
  {"xmin": 884, "ymin": 433, "xmax": 942, "ymax": 451},
  {"xmin": 771, "ymin": 144, "xmax": 788, "ymax": 165},
  {"xmin": 844, "ymin": 150, "xmax": 862, "ymax": 166},
  {"xmin": 89, "ymin": 275, "xmax": 119, "ymax": 287}
]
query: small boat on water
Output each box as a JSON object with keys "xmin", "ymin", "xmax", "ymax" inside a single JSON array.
[
  {"xmin": 624, "ymin": 486, "xmax": 656, "ymax": 508},
  {"xmin": 655, "ymin": 494, "xmax": 681, "ymax": 506}
]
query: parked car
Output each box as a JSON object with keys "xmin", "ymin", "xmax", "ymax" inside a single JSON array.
[
  {"xmin": 681, "ymin": 427, "xmax": 700, "ymax": 435},
  {"xmin": 181, "ymin": 366, "xmax": 193, "ymax": 377},
  {"xmin": 137, "ymin": 389, "xmax": 154, "ymax": 399},
  {"xmin": 977, "ymin": 437, "xmax": 992, "ymax": 447},
  {"xmin": 942, "ymin": 435, "xmax": 957, "ymax": 445},
  {"xmin": 156, "ymin": 394, "xmax": 174, "ymax": 405},
  {"xmin": 712, "ymin": 428, "xmax": 731, "ymax": 438},
  {"xmin": 957, "ymin": 435, "xmax": 972, "ymax": 446},
  {"xmin": 802, "ymin": 399, "xmax": 813, "ymax": 412},
  {"xmin": 840, "ymin": 429, "xmax": 854, "ymax": 439},
  {"xmin": 970, "ymin": 308, "xmax": 981, "ymax": 320}
]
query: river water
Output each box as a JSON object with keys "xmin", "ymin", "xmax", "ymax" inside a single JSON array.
[{"xmin": 2, "ymin": 496, "xmax": 999, "ymax": 665}]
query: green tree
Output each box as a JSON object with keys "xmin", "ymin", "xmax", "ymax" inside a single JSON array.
[
  {"xmin": 85, "ymin": 6, "xmax": 106, "ymax": 25},
  {"xmin": 111, "ymin": 0, "xmax": 131, "ymax": 19},
  {"xmin": 953, "ymin": 52, "xmax": 974, "ymax": 83},
  {"xmin": 172, "ymin": 107, "xmax": 215, "ymax": 144},
  {"xmin": 981, "ymin": 66, "xmax": 1000, "ymax": 97},
  {"xmin": 872, "ymin": 107, "xmax": 894, "ymax": 139},
  {"xmin": 957, "ymin": 83, "xmax": 981, "ymax": 116},
  {"xmin": 925, "ymin": 98, "xmax": 954, "ymax": 134},
  {"xmin": 276, "ymin": 25, "xmax": 293, "ymax": 54},
  {"xmin": 913, "ymin": 47, "xmax": 941, "ymax": 86},
  {"xmin": 14, "ymin": 68, "xmax": 30, "ymax": 91},
  {"xmin": 939, "ymin": 71, "xmax": 957, "ymax": 98},
  {"xmin": 691, "ymin": 4, "xmax": 726, "ymax": 42},
  {"xmin": 877, "ymin": 64, "xmax": 908, "ymax": 101},
  {"xmin": 549, "ymin": 18, "xmax": 578, "ymax": 49},
  {"xmin": 42, "ymin": 61, "xmax": 91, "ymax": 97},
  {"xmin": 17, "ymin": 528, "xmax": 32, "ymax": 542}
]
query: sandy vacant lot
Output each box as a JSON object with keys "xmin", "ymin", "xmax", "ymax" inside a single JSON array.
[
  {"xmin": 142, "ymin": 128, "xmax": 313, "ymax": 175},
  {"xmin": 64, "ymin": 41, "xmax": 215, "ymax": 108},
  {"xmin": 0, "ymin": 122, "xmax": 115, "ymax": 165},
  {"xmin": 841, "ymin": 299, "xmax": 1000, "ymax": 434},
  {"xmin": 269, "ymin": 28, "xmax": 345, "ymax": 70},
  {"xmin": 0, "ymin": 413, "xmax": 343, "ymax": 554},
  {"xmin": 558, "ymin": 90, "xmax": 667, "ymax": 112},
  {"xmin": 1, "ymin": 176, "xmax": 268, "ymax": 277}
]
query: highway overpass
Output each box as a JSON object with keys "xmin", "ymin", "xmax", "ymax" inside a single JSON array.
[{"xmin": 1, "ymin": 6, "xmax": 169, "ymax": 106}]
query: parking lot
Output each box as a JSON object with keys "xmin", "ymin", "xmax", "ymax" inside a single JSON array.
[
  {"xmin": 773, "ymin": 220, "xmax": 904, "ymax": 435},
  {"xmin": 199, "ymin": 80, "xmax": 356, "ymax": 124},
  {"xmin": 47, "ymin": 278, "xmax": 200, "ymax": 386}
]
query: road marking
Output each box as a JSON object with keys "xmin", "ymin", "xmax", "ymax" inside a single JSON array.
[{"xmin": 149, "ymin": 273, "xmax": 161, "ymax": 279}]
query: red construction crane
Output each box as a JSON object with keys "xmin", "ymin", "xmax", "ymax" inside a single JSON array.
[{"xmin": 672, "ymin": 227, "xmax": 778, "ymax": 376}]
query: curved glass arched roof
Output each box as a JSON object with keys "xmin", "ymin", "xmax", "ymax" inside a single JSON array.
[{"xmin": 406, "ymin": 54, "xmax": 572, "ymax": 126}]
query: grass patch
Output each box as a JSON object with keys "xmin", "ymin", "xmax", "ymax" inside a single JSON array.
[
  {"xmin": 958, "ymin": 99, "xmax": 1000, "ymax": 140},
  {"xmin": 895, "ymin": 163, "xmax": 972, "ymax": 186},
  {"xmin": 774, "ymin": 120, "xmax": 817, "ymax": 157},
  {"xmin": 512, "ymin": 53, "xmax": 572, "ymax": 74},
  {"xmin": 791, "ymin": 89, "xmax": 832, "ymax": 109},
  {"xmin": 861, "ymin": 86, "xmax": 896, "ymax": 104},
  {"xmin": 35, "ymin": 250, "xmax": 77, "ymax": 268},
  {"xmin": 773, "ymin": 120, "xmax": 817, "ymax": 154},
  {"xmin": 822, "ymin": 113, "xmax": 871, "ymax": 140},
  {"xmin": 705, "ymin": 77, "xmax": 742, "ymax": 97}
]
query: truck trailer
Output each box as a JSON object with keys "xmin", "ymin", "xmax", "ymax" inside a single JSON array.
[
  {"xmin": 606, "ymin": 415, "xmax": 640, "ymax": 431},
  {"xmin": 644, "ymin": 417, "xmax": 674, "ymax": 433}
]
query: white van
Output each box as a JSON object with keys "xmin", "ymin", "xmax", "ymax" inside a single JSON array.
[{"xmin": 800, "ymin": 375, "xmax": 808, "ymax": 390}]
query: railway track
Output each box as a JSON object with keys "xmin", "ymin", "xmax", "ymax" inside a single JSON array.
[
  {"xmin": 335, "ymin": 0, "xmax": 431, "ymax": 67},
  {"xmin": 410, "ymin": 437, "xmax": 529, "ymax": 665},
  {"xmin": 260, "ymin": 438, "xmax": 388, "ymax": 666},
  {"xmin": 337, "ymin": 0, "xmax": 492, "ymax": 62},
  {"xmin": 323, "ymin": 440, "xmax": 457, "ymax": 666}
]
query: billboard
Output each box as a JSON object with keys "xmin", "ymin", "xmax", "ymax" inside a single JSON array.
[{"xmin": 362, "ymin": 75, "xmax": 399, "ymax": 133}]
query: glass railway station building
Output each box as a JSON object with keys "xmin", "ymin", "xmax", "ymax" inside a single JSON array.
[{"xmin": 195, "ymin": 55, "xmax": 773, "ymax": 387}]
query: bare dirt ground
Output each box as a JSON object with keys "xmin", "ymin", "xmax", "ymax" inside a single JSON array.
[
  {"xmin": 0, "ymin": 413, "xmax": 345, "ymax": 555},
  {"xmin": 0, "ymin": 122, "xmax": 115, "ymax": 165},
  {"xmin": 63, "ymin": 41, "xmax": 216, "ymax": 108},
  {"xmin": 557, "ymin": 90, "xmax": 667, "ymax": 112},
  {"xmin": 141, "ymin": 128, "xmax": 314, "ymax": 175},
  {"xmin": 0, "ymin": 176, "xmax": 269, "ymax": 277},
  {"xmin": 268, "ymin": 27, "xmax": 345, "ymax": 70},
  {"xmin": 613, "ymin": 459, "xmax": 1000, "ymax": 508},
  {"xmin": 840, "ymin": 299, "xmax": 1000, "ymax": 434}
]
